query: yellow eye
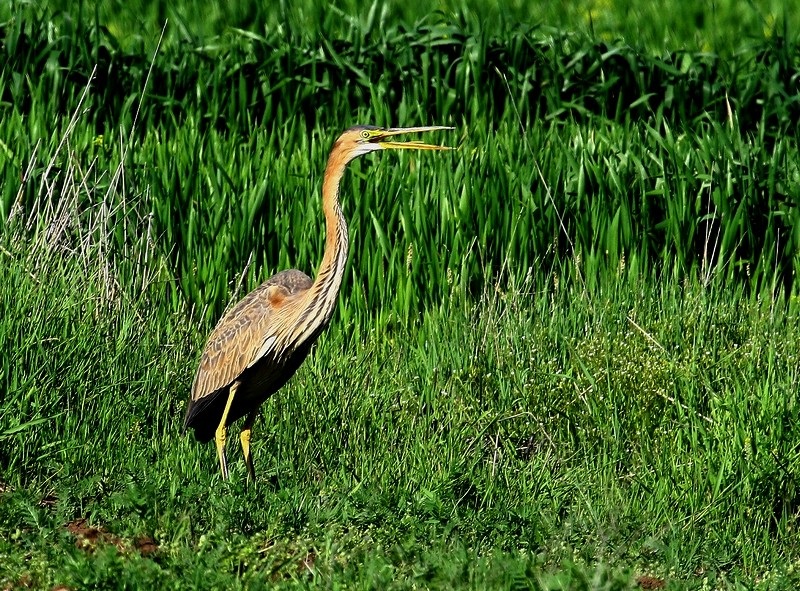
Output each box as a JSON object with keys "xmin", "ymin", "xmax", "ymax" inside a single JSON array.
[{"xmin": 360, "ymin": 130, "xmax": 371, "ymax": 139}]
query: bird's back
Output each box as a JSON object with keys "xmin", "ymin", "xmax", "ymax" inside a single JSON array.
[{"xmin": 183, "ymin": 269, "xmax": 314, "ymax": 442}]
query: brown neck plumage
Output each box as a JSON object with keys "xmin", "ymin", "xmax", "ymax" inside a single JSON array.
[
  {"xmin": 316, "ymin": 150, "xmax": 350, "ymax": 292},
  {"xmin": 287, "ymin": 148, "xmax": 351, "ymax": 346}
]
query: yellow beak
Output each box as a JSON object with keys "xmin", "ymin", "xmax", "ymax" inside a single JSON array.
[{"xmin": 376, "ymin": 126, "xmax": 454, "ymax": 151}]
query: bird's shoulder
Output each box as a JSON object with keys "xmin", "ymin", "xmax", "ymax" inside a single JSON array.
[
  {"xmin": 190, "ymin": 269, "xmax": 313, "ymax": 401},
  {"xmin": 211, "ymin": 268, "xmax": 313, "ymax": 335},
  {"xmin": 263, "ymin": 269, "xmax": 314, "ymax": 293}
]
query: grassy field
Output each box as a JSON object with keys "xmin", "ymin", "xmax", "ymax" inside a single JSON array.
[
  {"xmin": 10, "ymin": 0, "xmax": 799, "ymax": 54},
  {"xmin": 2, "ymin": 1, "xmax": 800, "ymax": 589}
]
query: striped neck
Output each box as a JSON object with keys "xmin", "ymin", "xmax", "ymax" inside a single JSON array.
[
  {"xmin": 289, "ymin": 151, "xmax": 350, "ymax": 346},
  {"xmin": 313, "ymin": 154, "xmax": 350, "ymax": 314}
]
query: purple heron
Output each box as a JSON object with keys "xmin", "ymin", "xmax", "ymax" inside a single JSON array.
[{"xmin": 183, "ymin": 125, "xmax": 453, "ymax": 479}]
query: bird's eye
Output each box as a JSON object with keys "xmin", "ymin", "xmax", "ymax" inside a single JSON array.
[{"xmin": 360, "ymin": 130, "xmax": 371, "ymax": 140}]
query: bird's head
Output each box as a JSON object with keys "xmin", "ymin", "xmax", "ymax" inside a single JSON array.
[{"xmin": 332, "ymin": 125, "xmax": 454, "ymax": 165}]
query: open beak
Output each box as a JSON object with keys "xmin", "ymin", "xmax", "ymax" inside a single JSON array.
[{"xmin": 376, "ymin": 126, "xmax": 454, "ymax": 151}]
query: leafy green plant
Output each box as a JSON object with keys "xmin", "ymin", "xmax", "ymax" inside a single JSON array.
[{"xmin": 2, "ymin": 2, "xmax": 800, "ymax": 589}]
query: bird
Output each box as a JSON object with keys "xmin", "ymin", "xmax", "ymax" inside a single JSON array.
[{"xmin": 183, "ymin": 125, "xmax": 453, "ymax": 480}]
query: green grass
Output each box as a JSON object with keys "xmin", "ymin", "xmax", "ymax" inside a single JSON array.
[
  {"xmin": 2, "ymin": 1, "xmax": 800, "ymax": 589},
  {"xmin": 9, "ymin": 0, "xmax": 799, "ymax": 55},
  {"xmin": 2, "ymin": 234, "xmax": 800, "ymax": 588},
  {"xmin": 3, "ymin": 11, "xmax": 798, "ymax": 319}
]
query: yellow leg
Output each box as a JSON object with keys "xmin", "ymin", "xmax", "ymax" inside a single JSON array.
[
  {"xmin": 215, "ymin": 382, "xmax": 239, "ymax": 480},
  {"xmin": 240, "ymin": 411, "xmax": 257, "ymax": 482}
]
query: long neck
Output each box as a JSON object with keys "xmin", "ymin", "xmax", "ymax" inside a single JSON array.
[{"xmin": 298, "ymin": 152, "xmax": 350, "ymax": 333}]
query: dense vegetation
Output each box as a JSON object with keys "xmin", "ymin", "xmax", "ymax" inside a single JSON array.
[{"xmin": 1, "ymin": 1, "xmax": 799, "ymax": 589}]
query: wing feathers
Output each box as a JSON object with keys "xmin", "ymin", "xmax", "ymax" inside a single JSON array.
[
  {"xmin": 189, "ymin": 270, "xmax": 313, "ymax": 403},
  {"xmin": 248, "ymin": 335, "xmax": 278, "ymax": 368}
]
